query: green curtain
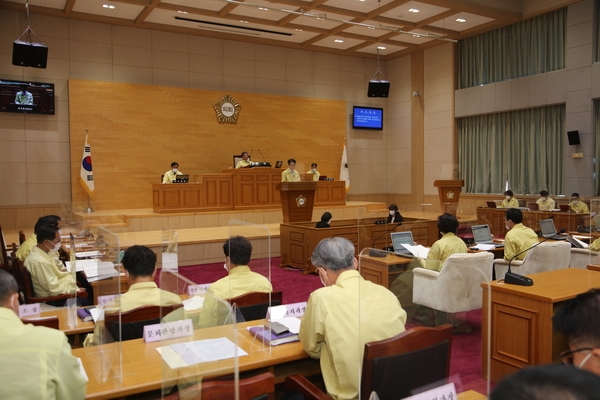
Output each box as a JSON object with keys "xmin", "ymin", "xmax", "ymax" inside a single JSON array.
[
  {"xmin": 458, "ymin": 9, "xmax": 565, "ymax": 89},
  {"xmin": 458, "ymin": 105, "xmax": 564, "ymax": 195},
  {"xmin": 595, "ymin": 101, "xmax": 600, "ymax": 195}
]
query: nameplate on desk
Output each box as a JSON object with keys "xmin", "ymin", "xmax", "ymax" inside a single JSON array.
[
  {"xmin": 162, "ymin": 253, "xmax": 178, "ymax": 272},
  {"xmin": 19, "ymin": 303, "xmax": 41, "ymax": 317},
  {"xmin": 403, "ymin": 382, "xmax": 456, "ymax": 400},
  {"xmin": 143, "ymin": 319, "xmax": 194, "ymax": 343},
  {"xmin": 188, "ymin": 284, "xmax": 210, "ymax": 296},
  {"xmin": 267, "ymin": 302, "xmax": 307, "ymax": 320},
  {"xmin": 97, "ymin": 294, "xmax": 120, "ymax": 307}
]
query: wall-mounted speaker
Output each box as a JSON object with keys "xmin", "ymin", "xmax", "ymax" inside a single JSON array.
[
  {"xmin": 12, "ymin": 40, "xmax": 48, "ymax": 69},
  {"xmin": 567, "ymin": 130, "xmax": 581, "ymax": 146},
  {"xmin": 367, "ymin": 81, "xmax": 390, "ymax": 98}
]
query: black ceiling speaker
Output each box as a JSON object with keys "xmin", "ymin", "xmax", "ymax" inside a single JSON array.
[
  {"xmin": 368, "ymin": 81, "xmax": 390, "ymax": 98},
  {"xmin": 13, "ymin": 41, "xmax": 48, "ymax": 68},
  {"xmin": 567, "ymin": 130, "xmax": 581, "ymax": 146}
]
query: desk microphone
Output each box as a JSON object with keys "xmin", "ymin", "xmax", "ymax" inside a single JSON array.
[
  {"xmin": 371, "ymin": 222, "xmax": 403, "ymax": 250},
  {"xmin": 257, "ymin": 149, "xmax": 267, "ymax": 163},
  {"xmin": 504, "ymin": 235, "xmax": 555, "ymax": 286}
]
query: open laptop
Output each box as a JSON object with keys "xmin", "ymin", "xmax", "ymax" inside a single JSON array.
[
  {"xmin": 539, "ymin": 219, "xmax": 567, "ymax": 240},
  {"xmin": 559, "ymin": 204, "xmax": 570, "ymax": 212},
  {"xmin": 174, "ymin": 174, "xmax": 189, "ymax": 183},
  {"xmin": 486, "ymin": 201, "xmax": 497, "ymax": 208},
  {"xmin": 274, "ymin": 161, "xmax": 283, "ymax": 168},
  {"xmin": 390, "ymin": 231, "xmax": 415, "ymax": 258},
  {"xmin": 471, "ymin": 224, "xmax": 504, "ymax": 247},
  {"xmin": 318, "ymin": 176, "xmax": 328, "ymax": 181}
]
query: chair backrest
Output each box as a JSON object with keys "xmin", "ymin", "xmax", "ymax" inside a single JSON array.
[
  {"xmin": 519, "ymin": 241, "xmax": 571, "ymax": 274},
  {"xmin": 362, "ymin": 325, "xmax": 453, "ymax": 400},
  {"xmin": 0, "ymin": 225, "xmax": 10, "ymax": 270},
  {"xmin": 166, "ymin": 372, "xmax": 275, "ymax": 400},
  {"xmin": 10, "ymin": 250, "xmax": 23, "ymax": 297},
  {"xmin": 18, "ymin": 230, "xmax": 26, "ymax": 245},
  {"xmin": 227, "ymin": 291, "xmax": 283, "ymax": 322},
  {"xmin": 104, "ymin": 304, "xmax": 181, "ymax": 341},
  {"xmin": 233, "ymin": 154, "xmax": 244, "ymax": 168},
  {"xmin": 21, "ymin": 316, "xmax": 59, "ymax": 330},
  {"xmin": 570, "ymin": 248, "xmax": 600, "ymax": 269},
  {"xmin": 19, "ymin": 262, "xmax": 38, "ymax": 304}
]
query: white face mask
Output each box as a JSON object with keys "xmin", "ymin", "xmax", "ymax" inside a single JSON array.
[
  {"xmin": 572, "ymin": 200, "xmax": 578, "ymax": 204},
  {"xmin": 505, "ymin": 196, "xmax": 511, "ymax": 200},
  {"xmin": 327, "ymin": 219, "xmax": 331, "ymax": 225},
  {"xmin": 541, "ymin": 197, "xmax": 547, "ymax": 201},
  {"xmin": 389, "ymin": 210, "xmax": 395, "ymax": 216},
  {"xmin": 172, "ymin": 168, "xmax": 178, "ymax": 173},
  {"xmin": 319, "ymin": 269, "xmax": 327, "ymax": 287},
  {"xmin": 505, "ymin": 223, "xmax": 510, "ymax": 231},
  {"xmin": 223, "ymin": 262, "xmax": 228, "ymax": 271},
  {"xmin": 312, "ymin": 168, "xmax": 316, "ymax": 173},
  {"xmin": 47, "ymin": 240, "xmax": 61, "ymax": 252}
]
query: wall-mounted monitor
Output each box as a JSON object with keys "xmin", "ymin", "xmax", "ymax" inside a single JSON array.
[
  {"xmin": 0, "ymin": 79, "xmax": 55, "ymax": 115},
  {"xmin": 352, "ymin": 106, "xmax": 383, "ymax": 130}
]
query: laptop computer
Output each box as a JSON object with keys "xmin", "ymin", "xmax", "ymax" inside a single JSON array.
[
  {"xmin": 174, "ymin": 174, "xmax": 189, "ymax": 183},
  {"xmin": 318, "ymin": 176, "xmax": 328, "ymax": 181},
  {"xmin": 528, "ymin": 202, "xmax": 539, "ymax": 211},
  {"xmin": 390, "ymin": 231, "xmax": 415, "ymax": 258},
  {"xmin": 486, "ymin": 201, "xmax": 497, "ymax": 208},
  {"xmin": 275, "ymin": 161, "xmax": 283, "ymax": 168},
  {"xmin": 539, "ymin": 219, "xmax": 567, "ymax": 240},
  {"xmin": 559, "ymin": 204, "xmax": 570, "ymax": 212},
  {"xmin": 471, "ymin": 224, "xmax": 504, "ymax": 247}
]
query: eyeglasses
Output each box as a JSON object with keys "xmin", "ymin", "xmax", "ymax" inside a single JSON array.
[{"xmin": 560, "ymin": 347, "xmax": 593, "ymax": 366}]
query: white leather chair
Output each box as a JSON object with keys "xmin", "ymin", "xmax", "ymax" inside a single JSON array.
[
  {"xmin": 412, "ymin": 252, "xmax": 494, "ymax": 314},
  {"xmin": 493, "ymin": 241, "xmax": 571, "ymax": 279},
  {"xmin": 570, "ymin": 248, "xmax": 600, "ymax": 270}
]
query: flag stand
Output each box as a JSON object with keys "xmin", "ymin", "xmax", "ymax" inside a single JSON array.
[{"xmin": 84, "ymin": 195, "xmax": 94, "ymax": 213}]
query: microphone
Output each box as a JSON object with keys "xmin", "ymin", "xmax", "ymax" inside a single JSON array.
[
  {"xmin": 504, "ymin": 237, "xmax": 551, "ymax": 286},
  {"xmin": 257, "ymin": 148, "xmax": 267, "ymax": 163},
  {"xmin": 249, "ymin": 149, "xmax": 253, "ymax": 160},
  {"xmin": 371, "ymin": 223, "xmax": 403, "ymax": 250}
]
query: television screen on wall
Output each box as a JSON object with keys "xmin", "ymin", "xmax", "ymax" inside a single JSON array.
[
  {"xmin": 352, "ymin": 106, "xmax": 383, "ymax": 130},
  {"xmin": 0, "ymin": 79, "xmax": 55, "ymax": 115}
]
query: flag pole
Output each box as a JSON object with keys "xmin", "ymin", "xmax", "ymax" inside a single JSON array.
[{"xmin": 84, "ymin": 194, "xmax": 94, "ymax": 213}]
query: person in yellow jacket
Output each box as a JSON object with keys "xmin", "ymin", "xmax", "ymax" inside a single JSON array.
[
  {"xmin": 281, "ymin": 159, "xmax": 300, "ymax": 182},
  {"xmin": 569, "ymin": 193, "xmax": 590, "ymax": 213},
  {"xmin": 306, "ymin": 163, "xmax": 320, "ymax": 181},
  {"xmin": 500, "ymin": 190, "xmax": 520, "ymax": 208}
]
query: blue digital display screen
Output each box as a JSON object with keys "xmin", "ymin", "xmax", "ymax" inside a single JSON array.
[{"xmin": 352, "ymin": 106, "xmax": 383, "ymax": 130}]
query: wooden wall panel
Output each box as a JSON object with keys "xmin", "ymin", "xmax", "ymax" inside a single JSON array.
[{"xmin": 69, "ymin": 80, "xmax": 346, "ymax": 210}]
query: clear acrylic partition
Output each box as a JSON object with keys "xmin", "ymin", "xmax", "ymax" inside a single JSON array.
[
  {"xmin": 159, "ymin": 271, "xmax": 239, "ymax": 398},
  {"xmin": 88, "ymin": 226, "xmax": 122, "ymax": 384},
  {"xmin": 59, "ymin": 202, "xmax": 85, "ymax": 237},
  {"xmin": 162, "ymin": 228, "xmax": 179, "ymax": 273}
]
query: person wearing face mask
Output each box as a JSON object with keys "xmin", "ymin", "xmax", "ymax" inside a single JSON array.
[
  {"xmin": 235, "ymin": 151, "xmax": 252, "ymax": 169},
  {"xmin": 315, "ymin": 212, "xmax": 332, "ymax": 228},
  {"xmin": 0, "ymin": 270, "xmax": 88, "ymax": 399},
  {"xmin": 503, "ymin": 208, "xmax": 539, "ymax": 262},
  {"xmin": 553, "ymin": 289, "xmax": 600, "ymax": 376},
  {"xmin": 197, "ymin": 236, "xmax": 272, "ymax": 328},
  {"xmin": 15, "ymin": 215, "xmax": 62, "ymax": 262},
  {"xmin": 162, "ymin": 161, "xmax": 183, "ymax": 183},
  {"xmin": 387, "ymin": 204, "xmax": 404, "ymax": 224},
  {"xmin": 536, "ymin": 190, "xmax": 555, "ymax": 211},
  {"xmin": 299, "ymin": 237, "xmax": 406, "ymax": 400},
  {"xmin": 24, "ymin": 224, "xmax": 87, "ymax": 306},
  {"xmin": 500, "ymin": 190, "xmax": 519, "ymax": 208},
  {"xmin": 306, "ymin": 163, "xmax": 321, "ymax": 181},
  {"xmin": 569, "ymin": 193, "xmax": 589, "ymax": 214}
]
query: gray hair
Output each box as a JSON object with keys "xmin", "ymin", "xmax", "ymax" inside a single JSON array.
[{"xmin": 311, "ymin": 237, "xmax": 355, "ymax": 271}]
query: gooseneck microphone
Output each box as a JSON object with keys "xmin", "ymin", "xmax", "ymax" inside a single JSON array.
[
  {"xmin": 371, "ymin": 222, "xmax": 403, "ymax": 249},
  {"xmin": 504, "ymin": 234, "xmax": 556, "ymax": 286},
  {"xmin": 257, "ymin": 149, "xmax": 267, "ymax": 163}
]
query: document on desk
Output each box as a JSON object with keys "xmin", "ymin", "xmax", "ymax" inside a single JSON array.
[
  {"xmin": 401, "ymin": 244, "xmax": 430, "ymax": 258},
  {"xmin": 473, "ymin": 243, "xmax": 497, "ymax": 251},
  {"xmin": 157, "ymin": 337, "xmax": 248, "ymax": 369}
]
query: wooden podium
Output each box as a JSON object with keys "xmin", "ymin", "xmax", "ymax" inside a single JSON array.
[
  {"xmin": 276, "ymin": 182, "xmax": 317, "ymax": 223},
  {"xmin": 433, "ymin": 180, "xmax": 464, "ymax": 215}
]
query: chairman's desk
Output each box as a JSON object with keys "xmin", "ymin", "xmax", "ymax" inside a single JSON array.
[
  {"xmin": 152, "ymin": 169, "xmax": 346, "ymax": 213},
  {"xmin": 481, "ymin": 268, "xmax": 600, "ymax": 382},
  {"xmin": 477, "ymin": 208, "xmax": 587, "ymax": 238}
]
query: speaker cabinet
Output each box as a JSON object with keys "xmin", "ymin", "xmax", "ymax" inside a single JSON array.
[
  {"xmin": 12, "ymin": 40, "xmax": 48, "ymax": 69},
  {"xmin": 367, "ymin": 81, "xmax": 390, "ymax": 98},
  {"xmin": 567, "ymin": 130, "xmax": 580, "ymax": 146}
]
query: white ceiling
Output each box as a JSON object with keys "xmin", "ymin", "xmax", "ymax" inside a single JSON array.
[{"xmin": 0, "ymin": 0, "xmax": 580, "ymax": 59}]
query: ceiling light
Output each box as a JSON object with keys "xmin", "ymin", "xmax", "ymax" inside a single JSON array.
[
  {"xmin": 239, "ymin": 20, "xmax": 248, "ymax": 23},
  {"xmin": 295, "ymin": 28, "xmax": 303, "ymax": 31},
  {"xmin": 408, "ymin": 8, "xmax": 420, "ymax": 13},
  {"xmin": 258, "ymin": 7, "xmax": 268, "ymax": 11},
  {"xmin": 334, "ymin": 39, "xmax": 344, "ymax": 43},
  {"xmin": 456, "ymin": 18, "xmax": 466, "ymax": 23},
  {"xmin": 377, "ymin": 46, "xmax": 386, "ymax": 50},
  {"xmin": 102, "ymin": 4, "xmax": 115, "ymax": 9},
  {"xmin": 177, "ymin": 10, "xmax": 188, "ymax": 14}
]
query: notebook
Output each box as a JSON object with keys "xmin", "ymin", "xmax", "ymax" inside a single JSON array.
[
  {"xmin": 486, "ymin": 201, "xmax": 497, "ymax": 208},
  {"xmin": 174, "ymin": 174, "xmax": 189, "ymax": 183},
  {"xmin": 471, "ymin": 225, "xmax": 504, "ymax": 247},
  {"xmin": 390, "ymin": 231, "xmax": 415, "ymax": 258},
  {"xmin": 539, "ymin": 219, "xmax": 567, "ymax": 240}
]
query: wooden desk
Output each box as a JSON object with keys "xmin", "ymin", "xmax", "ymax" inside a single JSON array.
[
  {"xmin": 477, "ymin": 208, "xmax": 588, "ymax": 238},
  {"xmin": 73, "ymin": 320, "xmax": 315, "ymax": 399},
  {"xmin": 358, "ymin": 254, "xmax": 411, "ymax": 289},
  {"xmin": 481, "ymin": 268, "xmax": 600, "ymax": 382},
  {"xmin": 41, "ymin": 308, "xmax": 95, "ymax": 336}
]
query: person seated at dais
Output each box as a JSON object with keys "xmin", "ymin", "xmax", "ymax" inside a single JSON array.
[
  {"xmin": 0, "ymin": 270, "xmax": 87, "ymax": 399},
  {"xmin": 198, "ymin": 236, "xmax": 272, "ymax": 328},
  {"xmin": 16, "ymin": 214, "xmax": 61, "ymax": 262},
  {"xmin": 315, "ymin": 212, "xmax": 332, "ymax": 228},
  {"xmin": 569, "ymin": 192, "xmax": 589, "ymax": 214},
  {"xmin": 236, "ymin": 151, "xmax": 252, "ymax": 169},
  {"xmin": 503, "ymin": 208, "xmax": 539, "ymax": 261},
  {"xmin": 306, "ymin": 163, "xmax": 320, "ymax": 181},
  {"xmin": 281, "ymin": 159, "xmax": 300, "ymax": 182},
  {"xmin": 500, "ymin": 190, "xmax": 519, "ymax": 208},
  {"xmin": 536, "ymin": 190, "xmax": 555, "ymax": 211},
  {"xmin": 387, "ymin": 204, "xmax": 404, "ymax": 224},
  {"xmin": 162, "ymin": 161, "xmax": 183, "ymax": 183}
]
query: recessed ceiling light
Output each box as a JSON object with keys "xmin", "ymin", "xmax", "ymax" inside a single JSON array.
[
  {"xmin": 456, "ymin": 18, "xmax": 466, "ymax": 23},
  {"xmin": 377, "ymin": 46, "xmax": 386, "ymax": 50},
  {"xmin": 408, "ymin": 8, "xmax": 420, "ymax": 13},
  {"xmin": 177, "ymin": 10, "xmax": 188, "ymax": 14},
  {"xmin": 368, "ymin": 26, "xmax": 375, "ymax": 30},
  {"xmin": 239, "ymin": 20, "xmax": 249, "ymax": 23},
  {"xmin": 334, "ymin": 39, "xmax": 344, "ymax": 43},
  {"xmin": 413, "ymin": 34, "xmax": 420, "ymax": 37},
  {"xmin": 102, "ymin": 4, "xmax": 115, "ymax": 9},
  {"xmin": 258, "ymin": 7, "xmax": 268, "ymax": 11},
  {"xmin": 295, "ymin": 28, "xmax": 303, "ymax": 31}
]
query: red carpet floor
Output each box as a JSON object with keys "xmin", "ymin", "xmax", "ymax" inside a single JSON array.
[{"xmin": 174, "ymin": 257, "xmax": 490, "ymax": 396}]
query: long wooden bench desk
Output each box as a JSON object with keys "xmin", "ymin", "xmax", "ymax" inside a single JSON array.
[{"xmin": 72, "ymin": 320, "xmax": 317, "ymax": 399}]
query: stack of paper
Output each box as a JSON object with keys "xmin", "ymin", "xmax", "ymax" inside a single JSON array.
[{"xmin": 68, "ymin": 259, "xmax": 119, "ymax": 281}]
